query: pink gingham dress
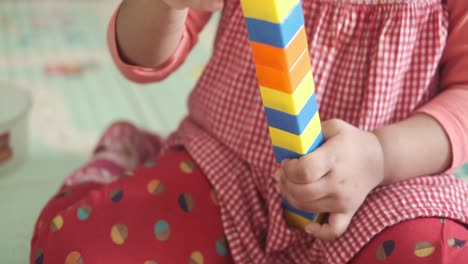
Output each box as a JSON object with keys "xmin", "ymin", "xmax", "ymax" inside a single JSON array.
[{"xmin": 136, "ymin": 0, "xmax": 468, "ymax": 263}]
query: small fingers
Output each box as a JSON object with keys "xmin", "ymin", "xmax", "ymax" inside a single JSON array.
[
  {"xmin": 278, "ymin": 176, "xmax": 330, "ymax": 204},
  {"xmin": 281, "ymin": 143, "xmax": 336, "ymax": 184},
  {"xmin": 305, "ymin": 213, "xmax": 353, "ymax": 241}
]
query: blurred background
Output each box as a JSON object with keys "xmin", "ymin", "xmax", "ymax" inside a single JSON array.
[
  {"xmin": 0, "ymin": 1, "xmax": 467, "ymax": 263},
  {"xmin": 0, "ymin": 0, "xmax": 218, "ymax": 262}
]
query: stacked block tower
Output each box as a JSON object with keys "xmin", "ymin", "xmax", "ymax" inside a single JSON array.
[{"xmin": 240, "ymin": 0, "xmax": 326, "ymax": 229}]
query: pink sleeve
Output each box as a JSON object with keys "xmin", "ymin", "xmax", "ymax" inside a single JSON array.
[
  {"xmin": 416, "ymin": 0, "xmax": 468, "ymax": 172},
  {"xmin": 107, "ymin": 5, "xmax": 212, "ymax": 83}
]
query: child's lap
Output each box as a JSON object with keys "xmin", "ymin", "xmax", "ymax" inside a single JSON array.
[
  {"xmin": 30, "ymin": 146, "xmax": 467, "ymax": 263},
  {"xmin": 30, "ymin": 148, "xmax": 232, "ymax": 264}
]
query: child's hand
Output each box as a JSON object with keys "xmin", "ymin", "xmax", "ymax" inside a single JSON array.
[
  {"xmin": 162, "ymin": 0, "xmax": 224, "ymax": 11},
  {"xmin": 273, "ymin": 119, "xmax": 384, "ymax": 241}
]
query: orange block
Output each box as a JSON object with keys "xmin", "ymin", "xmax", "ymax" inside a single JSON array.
[
  {"xmin": 255, "ymin": 49, "xmax": 311, "ymax": 94},
  {"xmin": 250, "ymin": 27, "xmax": 308, "ymax": 71}
]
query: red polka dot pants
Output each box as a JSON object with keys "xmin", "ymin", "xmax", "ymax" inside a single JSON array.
[
  {"xmin": 30, "ymin": 145, "xmax": 468, "ymax": 263},
  {"xmin": 350, "ymin": 218, "xmax": 468, "ymax": 263},
  {"xmin": 30, "ymin": 147, "xmax": 233, "ymax": 264}
]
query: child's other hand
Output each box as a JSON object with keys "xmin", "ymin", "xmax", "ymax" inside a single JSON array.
[
  {"xmin": 273, "ymin": 119, "xmax": 384, "ymax": 241},
  {"xmin": 162, "ymin": 0, "xmax": 224, "ymax": 11}
]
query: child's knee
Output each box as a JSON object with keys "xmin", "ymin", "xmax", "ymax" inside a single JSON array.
[{"xmin": 350, "ymin": 217, "xmax": 468, "ymax": 263}]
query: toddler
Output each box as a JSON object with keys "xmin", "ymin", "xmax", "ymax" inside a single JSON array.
[{"xmin": 30, "ymin": 0, "xmax": 468, "ymax": 263}]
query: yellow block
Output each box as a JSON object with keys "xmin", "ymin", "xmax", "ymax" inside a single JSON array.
[
  {"xmin": 284, "ymin": 210, "xmax": 310, "ymax": 230},
  {"xmin": 260, "ymin": 72, "xmax": 315, "ymax": 115},
  {"xmin": 269, "ymin": 111, "xmax": 321, "ymax": 154},
  {"xmin": 284, "ymin": 210, "xmax": 326, "ymax": 230},
  {"xmin": 240, "ymin": 0, "xmax": 300, "ymax": 23}
]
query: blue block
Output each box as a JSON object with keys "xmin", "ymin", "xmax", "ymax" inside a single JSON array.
[
  {"xmin": 273, "ymin": 132, "xmax": 323, "ymax": 163},
  {"xmin": 264, "ymin": 93, "xmax": 318, "ymax": 135},
  {"xmin": 245, "ymin": 2, "xmax": 304, "ymax": 48},
  {"xmin": 282, "ymin": 198, "xmax": 319, "ymax": 220}
]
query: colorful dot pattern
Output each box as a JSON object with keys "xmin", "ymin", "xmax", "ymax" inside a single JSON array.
[
  {"xmin": 77, "ymin": 205, "xmax": 92, "ymax": 221},
  {"xmin": 31, "ymin": 149, "xmax": 468, "ymax": 263},
  {"xmin": 154, "ymin": 220, "xmax": 171, "ymax": 241},
  {"xmin": 375, "ymin": 240, "xmax": 395, "ymax": 260},
  {"xmin": 180, "ymin": 160, "xmax": 196, "ymax": 174},
  {"xmin": 65, "ymin": 251, "xmax": 83, "ymax": 264},
  {"xmin": 178, "ymin": 193, "xmax": 195, "ymax": 212},
  {"xmin": 351, "ymin": 218, "xmax": 468, "ymax": 263},
  {"xmin": 414, "ymin": 241, "xmax": 435, "ymax": 257},
  {"xmin": 50, "ymin": 215, "xmax": 64, "ymax": 232},
  {"xmin": 216, "ymin": 237, "xmax": 229, "ymax": 256},
  {"xmin": 34, "ymin": 248, "xmax": 44, "ymax": 264},
  {"xmin": 111, "ymin": 224, "xmax": 128, "ymax": 245},
  {"xmin": 147, "ymin": 179, "xmax": 164, "ymax": 195},
  {"xmin": 32, "ymin": 151, "xmax": 243, "ymax": 263},
  {"xmin": 448, "ymin": 237, "xmax": 466, "ymax": 248},
  {"xmin": 189, "ymin": 251, "xmax": 204, "ymax": 264},
  {"xmin": 109, "ymin": 189, "xmax": 124, "ymax": 202}
]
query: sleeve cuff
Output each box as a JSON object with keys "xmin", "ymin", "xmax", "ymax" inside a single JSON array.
[
  {"xmin": 107, "ymin": 4, "xmax": 196, "ymax": 83},
  {"xmin": 416, "ymin": 87, "xmax": 468, "ymax": 173}
]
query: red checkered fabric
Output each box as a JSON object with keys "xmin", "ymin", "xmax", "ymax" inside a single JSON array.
[{"xmin": 159, "ymin": 0, "xmax": 468, "ymax": 263}]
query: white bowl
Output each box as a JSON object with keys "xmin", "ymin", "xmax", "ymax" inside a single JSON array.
[{"xmin": 0, "ymin": 83, "xmax": 32, "ymax": 176}]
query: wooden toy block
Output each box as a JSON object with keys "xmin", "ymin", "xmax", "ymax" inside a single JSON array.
[
  {"xmin": 259, "ymin": 72, "xmax": 315, "ymax": 115},
  {"xmin": 255, "ymin": 50, "xmax": 311, "ymax": 93},
  {"xmin": 245, "ymin": 2, "xmax": 304, "ymax": 48},
  {"xmin": 264, "ymin": 92, "xmax": 318, "ymax": 135},
  {"xmin": 269, "ymin": 111, "xmax": 321, "ymax": 154},
  {"xmin": 273, "ymin": 133, "xmax": 324, "ymax": 163},
  {"xmin": 240, "ymin": 0, "xmax": 299, "ymax": 23},
  {"xmin": 250, "ymin": 27, "xmax": 308, "ymax": 71}
]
